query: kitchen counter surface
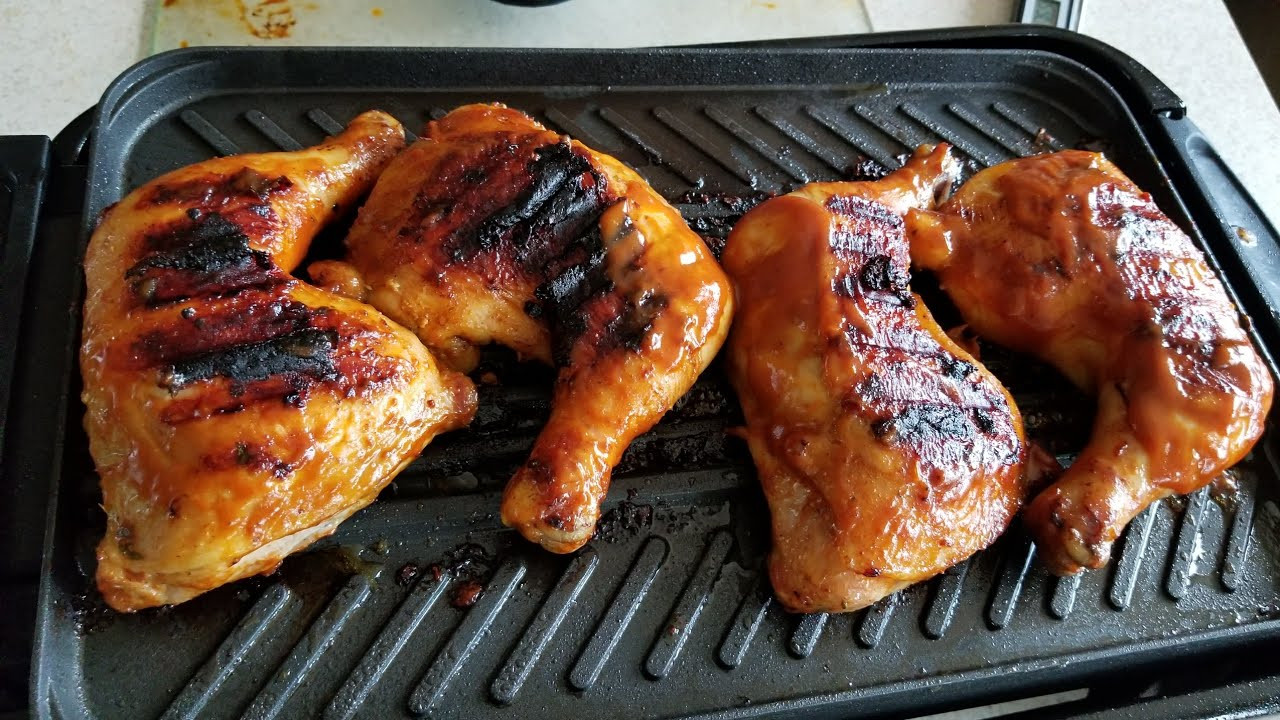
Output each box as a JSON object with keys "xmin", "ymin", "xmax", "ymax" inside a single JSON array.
[
  {"xmin": 1, "ymin": 1, "xmax": 1276, "ymax": 227},
  {"xmin": 1, "ymin": 3, "xmax": 1278, "ymax": 718}
]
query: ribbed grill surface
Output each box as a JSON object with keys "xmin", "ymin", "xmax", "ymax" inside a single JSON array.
[{"xmin": 39, "ymin": 48, "xmax": 1280, "ymax": 720}]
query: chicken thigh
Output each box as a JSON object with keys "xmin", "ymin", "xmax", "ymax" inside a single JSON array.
[
  {"xmin": 317, "ymin": 104, "xmax": 733, "ymax": 553},
  {"xmin": 908, "ymin": 150, "xmax": 1273, "ymax": 574},
  {"xmin": 722, "ymin": 145, "xmax": 1027, "ymax": 613},
  {"xmin": 82, "ymin": 111, "xmax": 477, "ymax": 611}
]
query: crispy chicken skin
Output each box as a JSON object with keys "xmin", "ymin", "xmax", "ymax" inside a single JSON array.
[
  {"xmin": 82, "ymin": 111, "xmax": 477, "ymax": 611},
  {"xmin": 722, "ymin": 145, "xmax": 1027, "ymax": 613},
  {"xmin": 908, "ymin": 150, "xmax": 1273, "ymax": 575},
  {"xmin": 318, "ymin": 104, "xmax": 733, "ymax": 553}
]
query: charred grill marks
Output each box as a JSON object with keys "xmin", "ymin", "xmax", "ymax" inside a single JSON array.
[
  {"xmin": 873, "ymin": 403, "xmax": 972, "ymax": 443},
  {"xmin": 824, "ymin": 192, "xmax": 1018, "ymax": 465},
  {"xmin": 160, "ymin": 327, "xmax": 339, "ymax": 392},
  {"xmin": 225, "ymin": 442, "xmax": 295, "ymax": 478},
  {"xmin": 433, "ymin": 135, "xmax": 665, "ymax": 366},
  {"xmin": 536, "ymin": 227, "xmax": 614, "ymax": 364},
  {"xmin": 859, "ymin": 255, "xmax": 909, "ymax": 294},
  {"xmin": 858, "ymin": 360, "xmax": 1009, "ymax": 441},
  {"xmin": 131, "ymin": 299, "xmax": 318, "ymax": 368},
  {"xmin": 131, "ymin": 295, "xmax": 325, "ymax": 366},
  {"xmin": 826, "ymin": 196, "xmax": 915, "ymax": 307},
  {"xmin": 126, "ymin": 212, "xmax": 283, "ymax": 304},
  {"xmin": 124, "ymin": 202, "xmax": 388, "ymax": 405},
  {"xmin": 940, "ymin": 355, "xmax": 976, "ymax": 381},
  {"xmin": 129, "ymin": 213, "xmax": 266, "ymax": 273},
  {"xmin": 869, "ymin": 394, "xmax": 1019, "ymax": 469},
  {"xmin": 445, "ymin": 140, "xmax": 611, "ymax": 271},
  {"xmin": 480, "ymin": 141, "xmax": 601, "ymax": 258},
  {"xmin": 612, "ymin": 289, "xmax": 668, "ymax": 352},
  {"xmin": 533, "ymin": 214, "xmax": 668, "ymax": 365},
  {"xmin": 536, "ymin": 239, "xmax": 611, "ymax": 311},
  {"xmin": 826, "ymin": 194, "xmax": 901, "ymax": 236},
  {"xmin": 972, "ymin": 408, "xmax": 997, "ymax": 433}
]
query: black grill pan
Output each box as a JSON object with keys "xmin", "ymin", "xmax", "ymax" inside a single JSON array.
[{"xmin": 13, "ymin": 32, "xmax": 1280, "ymax": 720}]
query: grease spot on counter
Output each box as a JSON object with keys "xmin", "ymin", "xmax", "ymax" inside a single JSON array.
[{"xmin": 237, "ymin": 0, "xmax": 297, "ymax": 39}]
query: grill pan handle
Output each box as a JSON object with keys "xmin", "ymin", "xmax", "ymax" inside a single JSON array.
[
  {"xmin": 0, "ymin": 135, "xmax": 51, "ymax": 461},
  {"xmin": 0, "ymin": 112, "xmax": 92, "ymax": 716},
  {"xmin": 0, "ymin": 132, "xmax": 52, "ymax": 719},
  {"xmin": 0, "ymin": 107, "xmax": 91, "ymax": 580}
]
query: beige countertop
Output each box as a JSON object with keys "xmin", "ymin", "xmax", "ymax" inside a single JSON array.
[
  {"xmin": 1, "ymin": 1, "xmax": 1276, "ymax": 228},
  {"xmin": 2, "ymin": 2, "xmax": 1279, "ymax": 718}
]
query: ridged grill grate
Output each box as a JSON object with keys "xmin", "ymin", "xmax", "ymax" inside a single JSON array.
[{"xmin": 32, "ymin": 47, "xmax": 1280, "ymax": 720}]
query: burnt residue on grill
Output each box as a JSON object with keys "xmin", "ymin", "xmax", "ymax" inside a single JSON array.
[
  {"xmin": 451, "ymin": 579, "xmax": 485, "ymax": 608},
  {"xmin": 614, "ymin": 427, "xmax": 735, "ymax": 476},
  {"xmin": 676, "ymin": 190, "xmax": 776, "ymax": 215},
  {"xmin": 421, "ymin": 542, "xmax": 496, "ymax": 608},
  {"xmin": 844, "ymin": 155, "xmax": 890, "ymax": 181},
  {"xmin": 396, "ymin": 561, "xmax": 422, "ymax": 587},
  {"xmin": 675, "ymin": 189, "xmax": 776, "ymax": 257},
  {"xmin": 593, "ymin": 490, "xmax": 655, "ymax": 543},
  {"xmin": 668, "ymin": 374, "xmax": 737, "ymax": 418},
  {"xmin": 429, "ymin": 542, "xmax": 493, "ymax": 583}
]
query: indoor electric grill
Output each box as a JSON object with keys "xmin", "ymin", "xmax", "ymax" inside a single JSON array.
[{"xmin": 3, "ymin": 27, "xmax": 1280, "ymax": 720}]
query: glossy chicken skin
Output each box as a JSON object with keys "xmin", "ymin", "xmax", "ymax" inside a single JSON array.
[
  {"xmin": 908, "ymin": 150, "xmax": 1273, "ymax": 574},
  {"xmin": 82, "ymin": 111, "xmax": 477, "ymax": 611},
  {"xmin": 723, "ymin": 145, "xmax": 1027, "ymax": 613},
  {"xmin": 318, "ymin": 104, "xmax": 733, "ymax": 553}
]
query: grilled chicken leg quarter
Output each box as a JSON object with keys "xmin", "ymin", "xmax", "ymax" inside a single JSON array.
[
  {"xmin": 316, "ymin": 104, "xmax": 733, "ymax": 553},
  {"xmin": 82, "ymin": 111, "xmax": 477, "ymax": 612},
  {"xmin": 908, "ymin": 150, "xmax": 1274, "ymax": 575},
  {"xmin": 722, "ymin": 145, "xmax": 1028, "ymax": 614}
]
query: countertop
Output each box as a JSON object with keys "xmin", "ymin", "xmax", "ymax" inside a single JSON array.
[
  {"xmin": 1, "ymin": 2, "xmax": 1279, "ymax": 718},
  {"xmin": 1, "ymin": 0, "xmax": 1277, "ymax": 227}
]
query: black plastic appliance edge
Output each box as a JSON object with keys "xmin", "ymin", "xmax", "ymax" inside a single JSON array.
[{"xmin": 2, "ymin": 25, "xmax": 1279, "ymax": 720}]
